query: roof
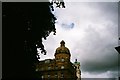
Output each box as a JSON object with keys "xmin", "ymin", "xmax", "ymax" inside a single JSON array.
[
  {"xmin": 55, "ymin": 40, "xmax": 71, "ymax": 56},
  {"xmin": 74, "ymin": 62, "xmax": 80, "ymax": 65}
]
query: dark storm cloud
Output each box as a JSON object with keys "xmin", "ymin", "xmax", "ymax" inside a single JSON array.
[{"xmin": 73, "ymin": 24, "xmax": 118, "ymax": 77}]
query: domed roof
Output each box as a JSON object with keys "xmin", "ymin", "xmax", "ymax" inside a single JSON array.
[{"xmin": 55, "ymin": 40, "xmax": 71, "ymax": 56}]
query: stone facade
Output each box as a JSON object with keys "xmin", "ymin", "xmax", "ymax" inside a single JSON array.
[
  {"xmin": 74, "ymin": 59, "xmax": 81, "ymax": 80},
  {"xmin": 36, "ymin": 40, "xmax": 81, "ymax": 80}
]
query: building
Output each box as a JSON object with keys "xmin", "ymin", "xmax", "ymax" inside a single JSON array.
[
  {"xmin": 74, "ymin": 59, "xmax": 81, "ymax": 80},
  {"xmin": 115, "ymin": 37, "xmax": 120, "ymax": 54},
  {"xmin": 35, "ymin": 40, "xmax": 81, "ymax": 80}
]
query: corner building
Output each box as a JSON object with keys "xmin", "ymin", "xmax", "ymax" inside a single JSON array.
[{"xmin": 36, "ymin": 40, "xmax": 81, "ymax": 80}]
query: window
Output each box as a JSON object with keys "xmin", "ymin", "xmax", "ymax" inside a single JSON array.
[
  {"xmin": 61, "ymin": 66, "xmax": 64, "ymax": 69},
  {"xmin": 61, "ymin": 73, "xmax": 64, "ymax": 78},
  {"xmin": 48, "ymin": 66, "xmax": 51, "ymax": 70},
  {"xmin": 35, "ymin": 68, "xmax": 38, "ymax": 71},
  {"xmin": 41, "ymin": 68, "xmax": 44, "ymax": 71},
  {"xmin": 41, "ymin": 75, "xmax": 44, "ymax": 79},
  {"xmin": 61, "ymin": 58, "xmax": 64, "ymax": 62},
  {"xmin": 74, "ymin": 66, "xmax": 76, "ymax": 69},
  {"xmin": 61, "ymin": 50, "xmax": 65, "ymax": 53},
  {"xmin": 48, "ymin": 74, "xmax": 50, "ymax": 78},
  {"xmin": 55, "ymin": 66, "xmax": 58, "ymax": 69},
  {"xmin": 55, "ymin": 73, "xmax": 58, "ymax": 78}
]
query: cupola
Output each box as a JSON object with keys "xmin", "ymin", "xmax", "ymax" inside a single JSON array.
[
  {"xmin": 54, "ymin": 40, "xmax": 71, "ymax": 61},
  {"xmin": 55, "ymin": 40, "xmax": 70, "ymax": 55}
]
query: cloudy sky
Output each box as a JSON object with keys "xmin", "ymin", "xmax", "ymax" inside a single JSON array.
[{"xmin": 38, "ymin": 1, "xmax": 119, "ymax": 79}]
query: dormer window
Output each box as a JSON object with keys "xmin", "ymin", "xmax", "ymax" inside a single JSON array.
[{"xmin": 61, "ymin": 66, "xmax": 64, "ymax": 69}]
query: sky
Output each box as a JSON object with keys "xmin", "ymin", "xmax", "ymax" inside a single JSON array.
[
  {"xmin": 37, "ymin": 1, "xmax": 119, "ymax": 79},
  {"xmin": 1, "ymin": 0, "xmax": 119, "ymax": 2}
]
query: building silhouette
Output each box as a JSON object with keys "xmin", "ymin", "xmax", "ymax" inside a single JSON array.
[{"xmin": 35, "ymin": 40, "xmax": 81, "ymax": 80}]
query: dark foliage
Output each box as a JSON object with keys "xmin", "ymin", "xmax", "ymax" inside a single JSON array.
[
  {"xmin": 50, "ymin": 0, "xmax": 65, "ymax": 11},
  {"xmin": 2, "ymin": 2, "xmax": 57, "ymax": 79}
]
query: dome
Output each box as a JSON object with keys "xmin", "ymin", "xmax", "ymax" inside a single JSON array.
[{"xmin": 55, "ymin": 40, "xmax": 71, "ymax": 56}]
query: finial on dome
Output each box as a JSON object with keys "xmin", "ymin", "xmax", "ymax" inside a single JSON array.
[
  {"xmin": 60, "ymin": 40, "xmax": 65, "ymax": 47},
  {"xmin": 75, "ymin": 59, "xmax": 77, "ymax": 63}
]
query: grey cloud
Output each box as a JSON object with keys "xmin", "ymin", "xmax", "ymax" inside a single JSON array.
[
  {"xmin": 68, "ymin": 2, "xmax": 118, "ymax": 78},
  {"xmin": 87, "ymin": 2, "xmax": 118, "ymax": 23},
  {"xmin": 40, "ymin": 2, "xmax": 119, "ymax": 78},
  {"xmin": 71, "ymin": 22, "xmax": 118, "ymax": 77}
]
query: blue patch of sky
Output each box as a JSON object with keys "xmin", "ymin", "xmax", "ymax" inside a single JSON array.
[{"xmin": 61, "ymin": 22, "xmax": 74, "ymax": 29}]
